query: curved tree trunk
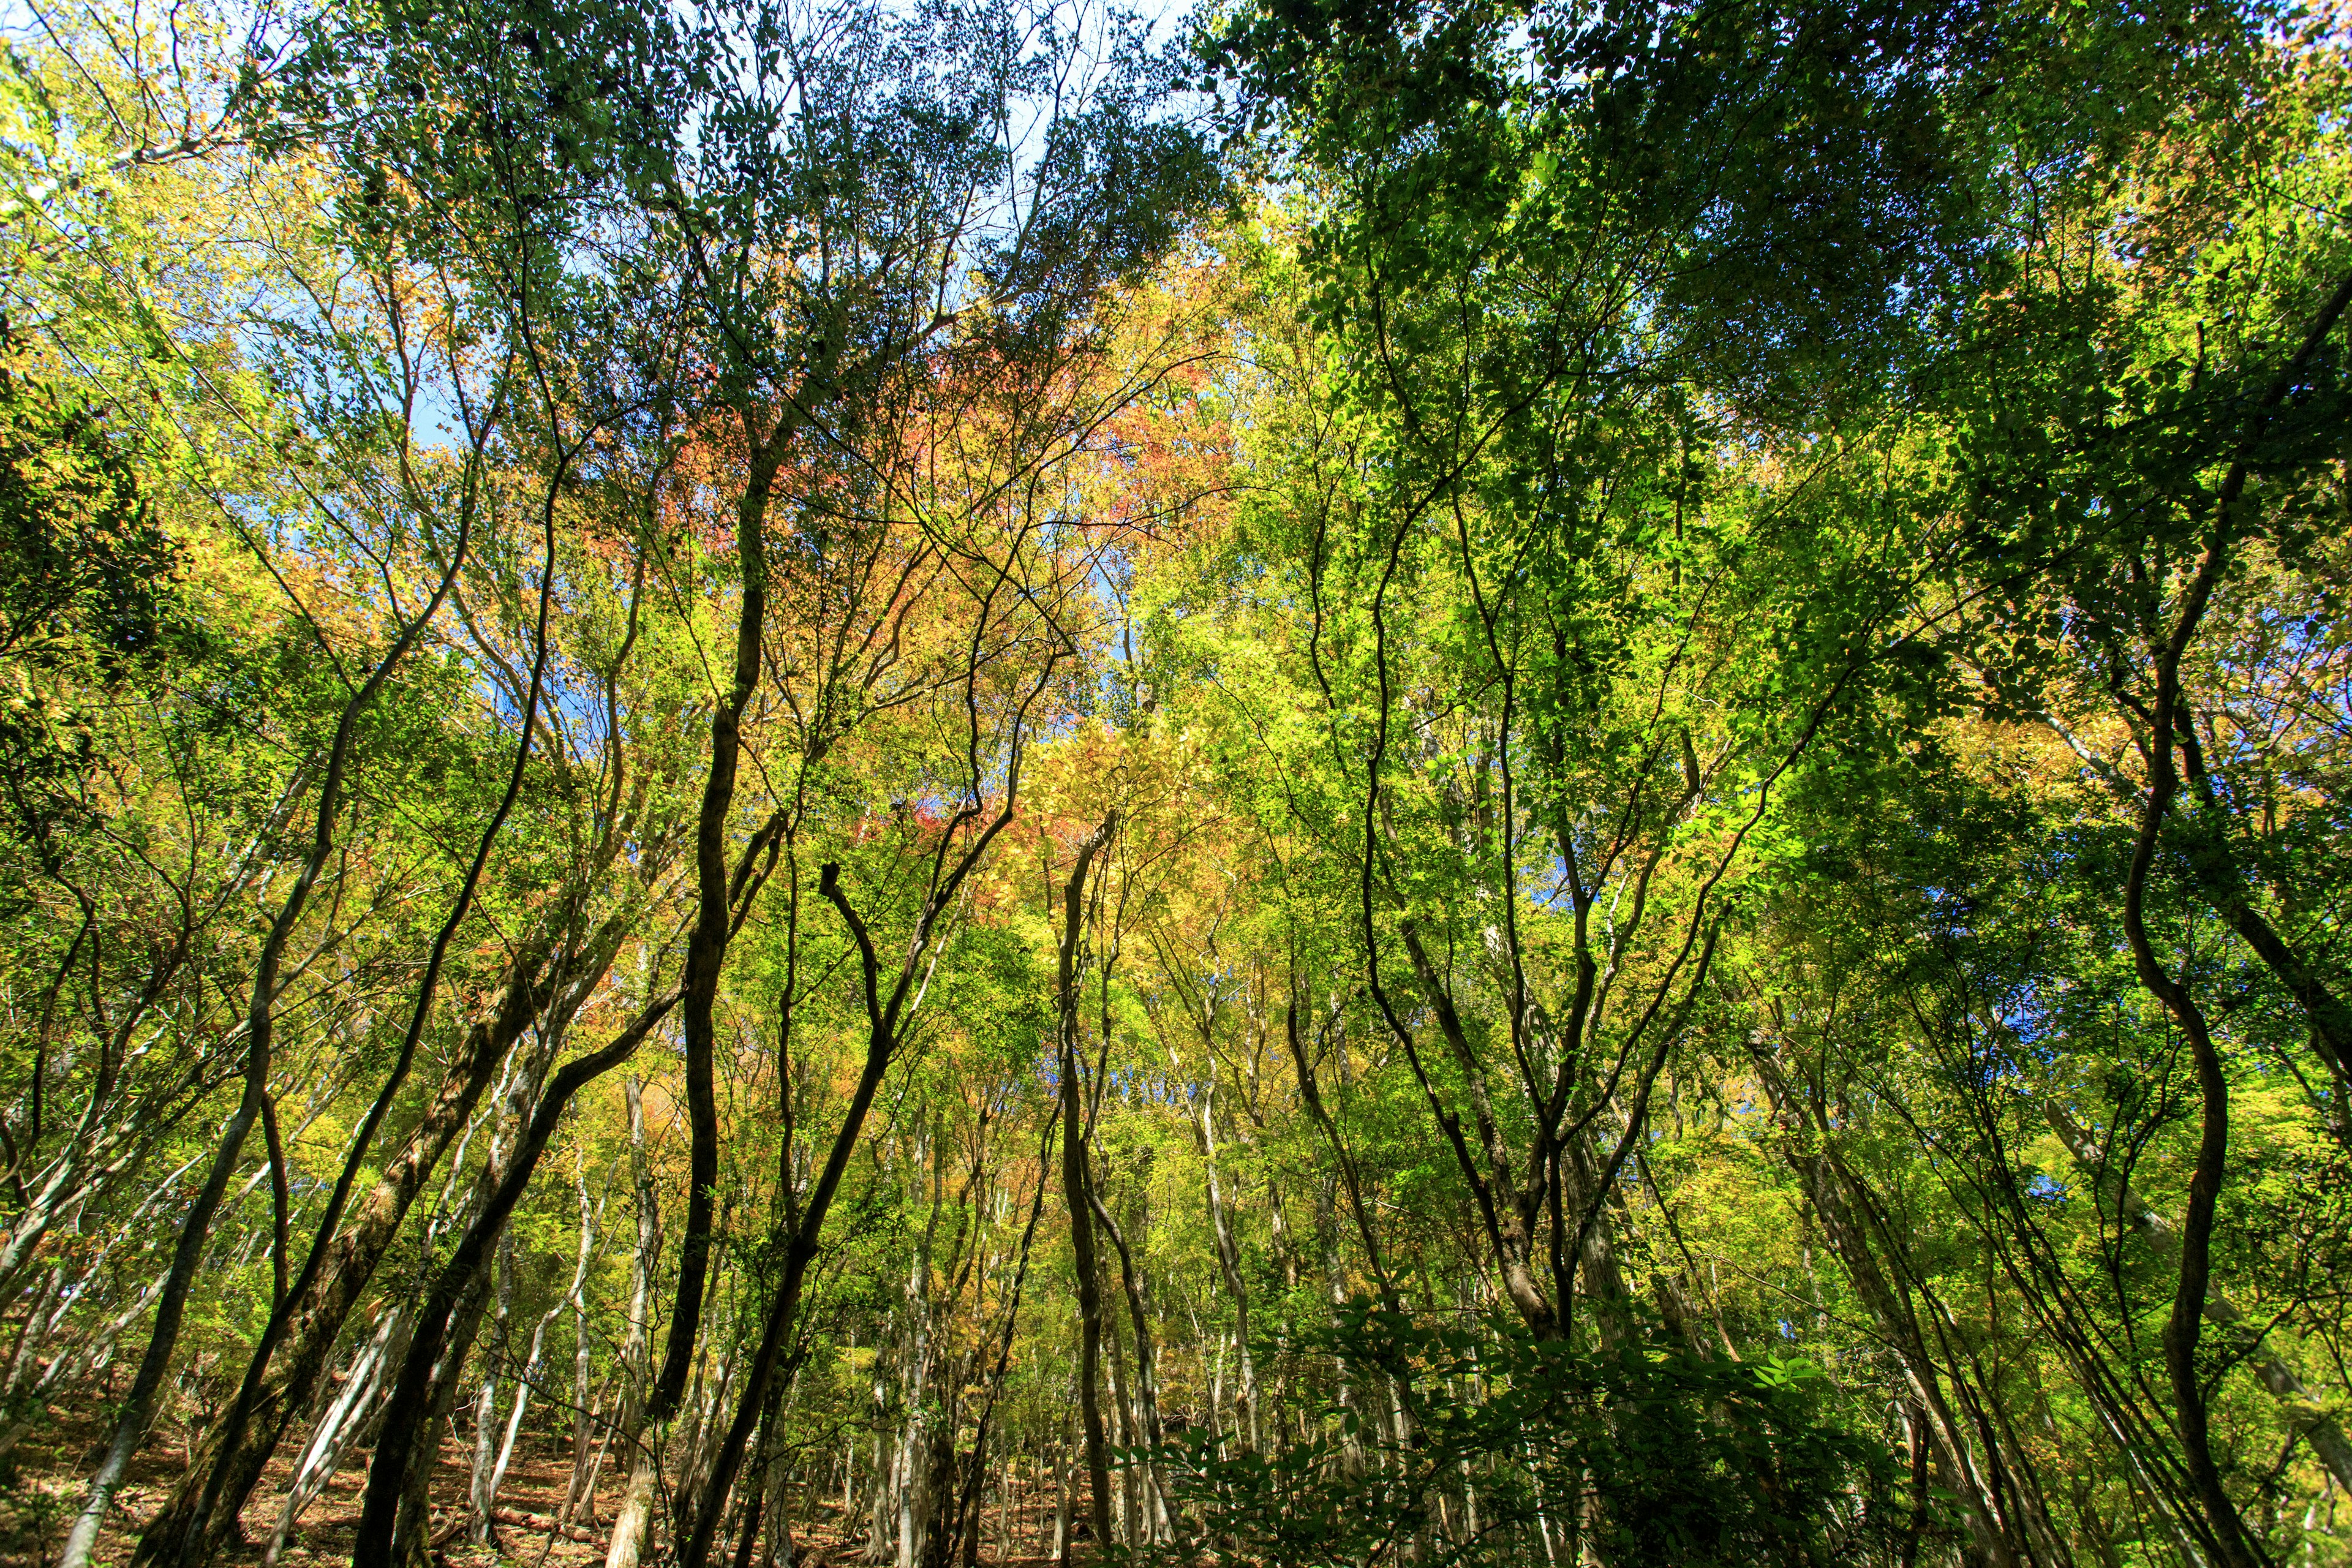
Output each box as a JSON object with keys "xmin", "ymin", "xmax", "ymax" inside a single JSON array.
[{"xmin": 1054, "ymin": 824, "xmax": 1115, "ymax": 1559}]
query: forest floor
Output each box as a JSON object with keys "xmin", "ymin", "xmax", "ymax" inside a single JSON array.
[{"xmin": 1, "ymin": 1410, "xmax": 1069, "ymax": 1567}]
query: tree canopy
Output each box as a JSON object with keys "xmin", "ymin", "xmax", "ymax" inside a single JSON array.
[{"xmin": 0, "ymin": 0, "xmax": 2348, "ymax": 1564}]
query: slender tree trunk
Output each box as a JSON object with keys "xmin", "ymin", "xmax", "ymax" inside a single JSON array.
[
  {"xmin": 469, "ymin": 1228, "xmax": 518, "ymax": 1544},
  {"xmin": 756, "ymin": 1396, "xmax": 796, "ymax": 1568},
  {"xmin": 2106, "ymin": 270, "xmax": 2352, "ymax": 1568},
  {"xmin": 660, "ymin": 432, "xmax": 788, "ymax": 1568},
  {"xmin": 929, "ymin": 1117, "xmax": 1055, "ymax": 1568},
  {"xmin": 1185, "ymin": 1080, "xmax": 1257, "ymax": 1451},
  {"xmin": 678, "ymin": 830, "xmax": 1024, "ymax": 1568},
  {"xmin": 60, "ymin": 620, "xmax": 418, "ymax": 1568},
  {"xmin": 2043, "ymin": 1099, "xmax": 2352, "ymax": 1490},
  {"xmin": 1050, "ymin": 1432, "xmax": 1072, "ymax": 1563},
  {"xmin": 1812, "ymin": 1156, "xmax": 2026, "ymax": 1566},
  {"xmin": 138, "ymin": 934, "xmax": 603, "ymax": 1566},
  {"xmin": 60, "ymin": 1060, "xmax": 270, "ymax": 1567},
  {"xmin": 1752, "ymin": 1046, "xmax": 2030, "ymax": 1568},
  {"xmin": 260, "ymin": 1306, "xmax": 407, "ymax": 1568},
  {"xmin": 143, "ymin": 460, "xmax": 587, "ymax": 1568},
  {"xmin": 564, "ymin": 1164, "xmax": 604, "ymax": 1524},
  {"xmin": 486, "ymin": 1276, "xmax": 568, "ymax": 1526},
  {"xmin": 1102, "ymin": 1297, "xmax": 1137, "ymax": 1548},
  {"xmin": 1314, "ymin": 1173, "xmax": 1364, "ymax": 1476},
  {"xmin": 2119, "ymin": 536, "xmax": 2264, "ymax": 1568},
  {"xmin": 399, "ymin": 1263, "xmax": 501, "ymax": 1568},
  {"xmin": 1090, "ymin": 1190, "xmax": 1170, "ymax": 1542},
  {"xmin": 604, "ymin": 1075, "xmax": 664, "ymax": 1565},
  {"xmin": 865, "ymin": 1370, "xmax": 895, "ymax": 1566},
  {"xmin": 353, "ymin": 994, "xmax": 679, "ymax": 1568},
  {"xmin": 895, "ymin": 1198, "xmax": 936, "ymax": 1568},
  {"xmin": 1155, "ymin": 963, "xmax": 1264, "ymax": 1451},
  {"xmin": 1055, "ymin": 824, "xmax": 1115, "ymax": 1558}
]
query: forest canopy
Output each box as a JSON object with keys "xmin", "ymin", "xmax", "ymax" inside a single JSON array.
[{"xmin": 1, "ymin": 0, "xmax": 2348, "ymax": 1564}]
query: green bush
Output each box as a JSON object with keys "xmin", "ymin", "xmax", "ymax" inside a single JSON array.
[{"xmin": 1132, "ymin": 1303, "xmax": 1906, "ymax": 1568}]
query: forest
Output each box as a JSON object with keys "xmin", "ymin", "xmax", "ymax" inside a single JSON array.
[{"xmin": 1, "ymin": 0, "xmax": 2348, "ymax": 1562}]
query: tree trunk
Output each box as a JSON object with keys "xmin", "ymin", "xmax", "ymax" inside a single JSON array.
[
  {"xmin": 1090, "ymin": 1189, "xmax": 1170, "ymax": 1542},
  {"xmin": 137, "ymin": 939, "xmax": 603, "ymax": 1568},
  {"xmin": 1783, "ymin": 1137, "xmax": 2027, "ymax": 1562},
  {"xmin": 486, "ymin": 1267, "xmax": 569, "ymax": 1528},
  {"xmin": 659, "ymin": 432, "xmax": 789, "ymax": 1563},
  {"xmin": 564, "ymin": 1164, "xmax": 605, "ymax": 1525},
  {"xmin": 603, "ymin": 1075, "xmax": 665, "ymax": 1567},
  {"xmin": 2045, "ymin": 1099, "xmax": 2352, "ymax": 1491},
  {"xmin": 1055, "ymin": 823, "xmax": 1115, "ymax": 1558},
  {"xmin": 354, "ymin": 993, "xmax": 679, "ymax": 1568},
  {"xmin": 1186, "ymin": 1080, "xmax": 1257, "ymax": 1450},
  {"xmin": 260, "ymin": 1306, "xmax": 407, "ymax": 1568},
  {"xmin": 469, "ymin": 1227, "xmax": 518, "ymax": 1544}
]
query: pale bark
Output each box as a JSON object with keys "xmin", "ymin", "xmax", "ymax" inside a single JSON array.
[
  {"xmin": 564, "ymin": 1165, "xmax": 607, "ymax": 1524},
  {"xmin": 601, "ymin": 1075, "xmax": 665, "ymax": 1567},
  {"xmin": 1089, "ymin": 1189, "xmax": 1171, "ymax": 1542},
  {"xmin": 1171, "ymin": 1047, "xmax": 1258, "ymax": 1448},
  {"xmin": 485, "ymin": 1265, "xmax": 571, "ymax": 1526},
  {"xmin": 1782, "ymin": 1129, "xmax": 2027, "ymax": 1565},
  {"xmin": 469, "ymin": 1229, "xmax": 518, "ymax": 1544},
  {"xmin": 260, "ymin": 1306, "xmax": 407, "ymax": 1568},
  {"xmin": 356, "ymin": 992, "xmax": 680, "ymax": 1568}
]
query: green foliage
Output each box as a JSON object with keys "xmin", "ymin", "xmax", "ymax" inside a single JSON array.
[
  {"xmin": 1139, "ymin": 1303, "xmax": 1899, "ymax": 1568},
  {"xmin": 0, "ymin": 1, "xmax": 2348, "ymax": 1565},
  {"xmin": 0, "ymin": 346, "xmax": 182, "ymax": 854}
]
